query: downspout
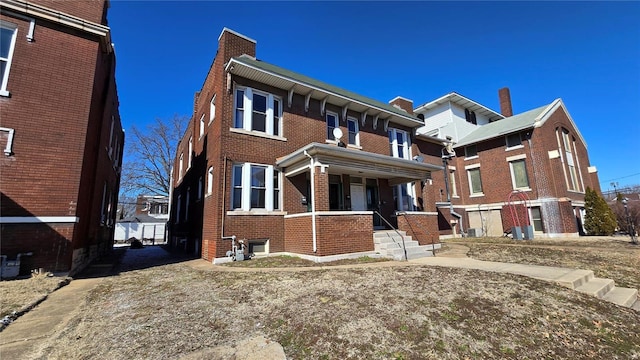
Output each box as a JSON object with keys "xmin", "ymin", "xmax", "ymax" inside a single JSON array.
[{"xmin": 304, "ymin": 150, "xmax": 317, "ymax": 253}]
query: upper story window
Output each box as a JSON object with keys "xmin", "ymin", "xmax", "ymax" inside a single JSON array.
[
  {"xmin": 467, "ymin": 167, "xmax": 483, "ymax": 195},
  {"xmin": 505, "ymin": 133, "xmax": 523, "ymax": 148},
  {"xmin": 347, "ymin": 116, "xmax": 359, "ymax": 146},
  {"xmin": 388, "ymin": 128, "xmax": 410, "ymax": 160},
  {"xmin": 207, "ymin": 166, "xmax": 214, "ymax": 196},
  {"xmin": 234, "ymin": 86, "xmax": 282, "ymax": 136},
  {"xmin": 557, "ymin": 127, "xmax": 582, "ymax": 192},
  {"xmin": 0, "ymin": 22, "xmax": 18, "ymax": 97},
  {"xmin": 188, "ymin": 136, "xmax": 193, "ymax": 168},
  {"xmin": 464, "ymin": 144, "xmax": 477, "ymax": 158},
  {"xmin": 464, "ymin": 109, "xmax": 477, "ymax": 125},
  {"xmin": 509, "ymin": 159, "xmax": 530, "ymax": 190},
  {"xmin": 326, "ymin": 112, "xmax": 338, "ymax": 140},
  {"xmin": 199, "ymin": 114, "xmax": 205, "ymax": 138},
  {"xmin": 209, "ymin": 95, "xmax": 216, "ymax": 124},
  {"xmin": 179, "ymin": 153, "xmax": 184, "ymax": 179},
  {"xmin": 231, "ymin": 163, "xmax": 281, "ymax": 211}
]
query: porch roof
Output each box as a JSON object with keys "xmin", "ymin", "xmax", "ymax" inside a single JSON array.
[{"xmin": 276, "ymin": 143, "xmax": 443, "ymax": 186}]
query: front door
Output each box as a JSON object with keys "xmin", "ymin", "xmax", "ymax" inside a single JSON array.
[{"xmin": 350, "ymin": 184, "xmax": 366, "ymax": 211}]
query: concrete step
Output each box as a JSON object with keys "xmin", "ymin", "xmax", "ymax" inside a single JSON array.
[
  {"xmin": 601, "ymin": 287, "xmax": 638, "ymax": 307},
  {"xmin": 373, "ymin": 230, "xmax": 407, "ymax": 239},
  {"xmin": 376, "ymin": 240, "xmax": 420, "ymax": 250},
  {"xmin": 387, "ymin": 246, "xmax": 433, "ymax": 260},
  {"xmin": 554, "ymin": 269, "xmax": 595, "ymax": 289},
  {"xmin": 631, "ymin": 300, "xmax": 640, "ymax": 311},
  {"xmin": 576, "ymin": 278, "xmax": 615, "ymax": 299},
  {"xmin": 374, "ymin": 235, "xmax": 412, "ymax": 244}
]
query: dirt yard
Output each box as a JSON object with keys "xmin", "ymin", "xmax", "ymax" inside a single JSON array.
[{"xmin": 24, "ymin": 241, "xmax": 640, "ymax": 360}]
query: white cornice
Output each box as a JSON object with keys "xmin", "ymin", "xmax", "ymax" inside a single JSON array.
[{"xmin": 0, "ymin": 0, "xmax": 111, "ymax": 50}]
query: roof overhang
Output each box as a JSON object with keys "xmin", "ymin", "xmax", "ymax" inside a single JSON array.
[
  {"xmin": 1, "ymin": 0, "xmax": 112, "ymax": 53},
  {"xmin": 276, "ymin": 143, "xmax": 443, "ymax": 186},
  {"xmin": 414, "ymin": 92, "xmax": 505, "ymax": 122},
  {"xmin": 226, "ymin": 57, "xmax": 424, "ymax": 129}
]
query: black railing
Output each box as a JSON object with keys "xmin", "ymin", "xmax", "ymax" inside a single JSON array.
[
  {"xmin": 373, "ymin": 211, "xmax": 407, "ymax": 261},
  {"xmin": 398, "ymin": 212, "xmax": 436, "ymax": 257}
]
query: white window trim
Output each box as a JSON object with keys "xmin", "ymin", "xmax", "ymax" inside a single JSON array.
[
  {"xmin": 467, "ymin": 167, "xmax": 484, "ymax": 196},
  {"xmin": 230, "ymin": 163, "xmax": 281, "ymax": 212},
  {"xmin": 0, "ymin": 127, "xmax": 15, "ymax": 155},
  {"xmin": 179, "ymin": 153, "xmax": 184, "ymax": 179},
  {"xmin": 199, "ymin": 114, "xmax": 205, "ymax": 138},
  {"xmin": 229, "ymin": 127, "xmax": 287, "ymax": 142},
  {"xmin": 389, "ymin": 128, "xmax": 411, "ymax": 160},
  {"xmin": 508, "ymin": 159, "xmax": 531, "ymax": 191},
  {"xmin": 347, "ymin": 116, "xmax": 360, "ymax": 146},
  {"xmin": 326, "ymin": 111, "xmax": 339, "ymax": 141},
  {"xmin": 207, "ymin": 166, "xmax": 214, "ymax": 196},
  {"xmin": 234, "ymin": 86, "xmax": 282, "ymax": 137},
  {"xmin": 188, "ymin": 136, "xmax": 193, "ymax": 169},
  {"xmin": 209, "ymin": 94, "xmax": 216, "ymax": 124},
  {"xmin": 0, "ymin": 21, "xmax": 18, "ymax": 97}
]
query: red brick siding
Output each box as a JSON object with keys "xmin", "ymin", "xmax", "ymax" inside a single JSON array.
[
  {"xmin": 316, "ymin": 214, "xmax": 373, "ymax": 256},
  {"xmin": 28, "ymin": 0, "xmax": 108, "ymax": 25},
  {"xmin": 223, "ymin": 215, "xmax": 284, "ymax": 258},
  {"xmin": 397, "ymin": 213, "xmax": 439, "ymax": 245},
  {"xmin": 1, "ymin": 223, "xmax": 75, "ymax": 274},
  {"xmin": 284, "ymin": 216, "xmax": 313, "ymax": 255}
]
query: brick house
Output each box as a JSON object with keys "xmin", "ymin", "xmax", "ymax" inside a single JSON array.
[
  {"xmin": 0, "ymin": 0, "xmax": 123, "ymax": 275},
  {"xmin": 415, "ymin": 88, "xmax": 602, "ymax": 238},
  {"xmin": 169, "ymin": 28, "xmax": 444, "ymax": 263}
]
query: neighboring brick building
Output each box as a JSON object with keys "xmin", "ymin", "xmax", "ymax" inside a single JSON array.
[
  {"xmin": 415, "ymin": 88, "xmax": 602, "ymax": 238},
  {"xmin": 170, "ymin": 28, "xmax": 443, "ymax": 263},
  {"xmin": 0, "ymin": 0, "xmax": 123, "ymax": 275}
]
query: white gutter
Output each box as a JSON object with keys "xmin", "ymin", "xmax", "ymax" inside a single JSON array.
[{"xmin": 304, "ymin": 150, "xmax": 317, "ymax": 253}]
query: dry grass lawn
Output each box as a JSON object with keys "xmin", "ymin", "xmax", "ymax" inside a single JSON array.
[
  {"xmin": 0, "ymin": 275, "xmax": 70, "ymax": 318},
  {"xmin": 27, "ymin": 243, "xmax": 640, "ymax": 360}
]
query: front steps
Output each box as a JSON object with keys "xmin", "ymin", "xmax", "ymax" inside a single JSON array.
[
  {"xmin": 373, "ymin": 230, "xmax": 435, "ymax": 261},
  {"xmin": 572, "ymin": 275, "xmax": 639, "ymax": 309}
]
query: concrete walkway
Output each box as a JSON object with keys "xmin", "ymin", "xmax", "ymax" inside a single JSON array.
[{"xmin": 411, "ymin": 243, "xmax": 640, "ymax": 310}]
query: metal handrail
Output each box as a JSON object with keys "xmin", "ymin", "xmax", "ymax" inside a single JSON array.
[
  {"xmin": 398, "ymin": 212, "xmax": 436, "ymax": 257},
  {"xmin": 373, "ymin": 211, "xmax": 407, "ymax": 261}
]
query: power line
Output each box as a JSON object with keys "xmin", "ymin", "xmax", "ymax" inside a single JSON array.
[{"xmin": 603, "ymin": 172, "xmax": 640, "ymax": 183}]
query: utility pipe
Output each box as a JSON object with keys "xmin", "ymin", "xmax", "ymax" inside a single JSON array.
[{"xmin": 304, "ymin": 150, "xmax": 317, "ymax": 253}]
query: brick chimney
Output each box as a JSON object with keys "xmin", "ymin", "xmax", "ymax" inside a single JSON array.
[
  {"xmin": 218, "ymin": 27, "xmax": 256, "ymax": 65},
  {"xmin": 389, "ymin": 96, "xmax": 414, "ymax": 115},
  {"xmin": 498, "ymin": 87, "xmax": 513, "ymax": 117}
]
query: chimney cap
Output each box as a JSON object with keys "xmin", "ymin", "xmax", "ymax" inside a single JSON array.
[{"xmin": 218, "ymin": 27, "xmax": 257, "ymax": 44}]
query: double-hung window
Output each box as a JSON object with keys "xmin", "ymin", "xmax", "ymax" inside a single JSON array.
[
  {"xmin": 347, "ymin": 116, "xmax": 359, "ymax": 146},
  {"xmin": 466, "ymin": 166, "xmax": 483, "ymax": 195},
  {"xmin": 388, "ymin": 128, "xmax": 415, "ymax": 210},
  {"xmin": 188, "ymin": 136, "xmax": 193, "ymax": 168},
  {"xmin": 199, "ymin": 114, "xmax": 205, "ymax": 138},
  {"xmin": 207, "ymin": 166, "xmax": 214, "ymax": 195},
  {"xmin": 388, "ymin": 128, "xmax": 410, "ymax": 160},
  {"xmin": 231, "ymin": 163, "xmax": 281, "ymax": 211},
  {"xmin": 326, "ymin": 112, "xmax": 338, "ymax": 140},
  {"xmin": 209, "ymin": 95, "xmax": 216, "ymax": 123},
  {"xmin": 509, "ymin": 159, "xmax": 530, "ymax": 189},
  {"xmin": 506, "ymin": 133, "xmax": 523, "ymax": 149},
  {"xmin": 0, "ymin": 22, "xmax": 18, "ymax": 97},
  {"xmin": 233, "ymin": 87, "xmax": 282, "ymax": 136},
  {"xmin": 179, "ymin": 153, "xmax": 184, "ymax": 179}
]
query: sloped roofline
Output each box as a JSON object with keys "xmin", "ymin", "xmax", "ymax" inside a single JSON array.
[
  {"xmin": 414, "ymin": 92, "xmax": 505, "ymax": 122},
  {"xmin": 534, "ymin": 98, "xmax": 587, "ymax": 147}
]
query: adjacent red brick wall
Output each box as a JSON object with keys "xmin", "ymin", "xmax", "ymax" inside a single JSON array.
[
  {"xmin": 0, "ymin": 1, "xmax": 121, "ymax": 274},
  {"xmin": 284, "ymin": 215, "xmax": 313, "ymax": 255},
  {"xmin": 397, "ymin": 213, "xmax": 439, "ymax": 245},
  {"xmin": 316, "ymin": 214, "xmax": 373, "ymax": 256},
  {"xmin": 224, "ymin": 215, "xmax": 284, "ymax": 258},
  {"xmin": 1, "ymin": 223, "xmax": 75, "ymax": 273}
]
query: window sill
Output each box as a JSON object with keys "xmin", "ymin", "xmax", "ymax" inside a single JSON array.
[
  {"xmin": 230, "ymin": 128, "xmax": 287, "ymax": 141},
  {"xmin": 325, "ymin": 139, "xmax": 339, "ymax": 145},
  {"xmin": 514, "ymin": 187, "xmax": 532, "ymax": 192},
  {"xmin": 226, "ymin": 210, "xmax": 287, "ymax": 216},
  {"xmin": 347, "ymin": 144, "xmax": 362, "ymax": 150},
  {"xmin": 0, "ymin": 90, "xmax": 10, "ymax": 97},
  {"xmin": 464, "ymin": 155, "xmax": 479, "ymax": 161},
  {"xmin": 505, "ymin": 145, "xmax": 524, "ymax": 151},
  {"xmin": 469, "ymin": 193, "xmax": 485, "ymax": 198},
  {"xmin": 567, "ymin": 190, "xmax": 585, "ymax": 195}
]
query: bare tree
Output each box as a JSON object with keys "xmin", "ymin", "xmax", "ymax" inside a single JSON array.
[{"xmin": 120, "ymin": 115, "xmax": 188, "ymax": 197}]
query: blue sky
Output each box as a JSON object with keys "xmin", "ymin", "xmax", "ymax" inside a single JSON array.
[{"xmin": 107, "ymin": 1, "xmax": 640, "ymax": 191}]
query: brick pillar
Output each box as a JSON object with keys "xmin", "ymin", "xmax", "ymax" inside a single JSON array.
[
  {"xmin": 313, "ymin": 166, "xmax": 330, "ymax": 211},
  {"xmin": 421, "ymin": 179, "xmax": 437, "ymax": 212}
]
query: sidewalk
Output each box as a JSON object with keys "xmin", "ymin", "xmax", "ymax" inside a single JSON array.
[{"xmin": 0, "ymin": 246, "xmax": 200, "ymax": 359}]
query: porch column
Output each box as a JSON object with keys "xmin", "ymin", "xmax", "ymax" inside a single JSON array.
[{"xmin": 313, "ymin": 166, "xmax": 330, "ymax": 211}]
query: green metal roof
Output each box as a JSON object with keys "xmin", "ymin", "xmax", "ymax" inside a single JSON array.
[
  {"xmin": 229, "ymin": 55, "xmax": 423, "ymax": 126},
  {"xmin": 454, "ymin": 103, "xmax": 551, "ymax": 148}
]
